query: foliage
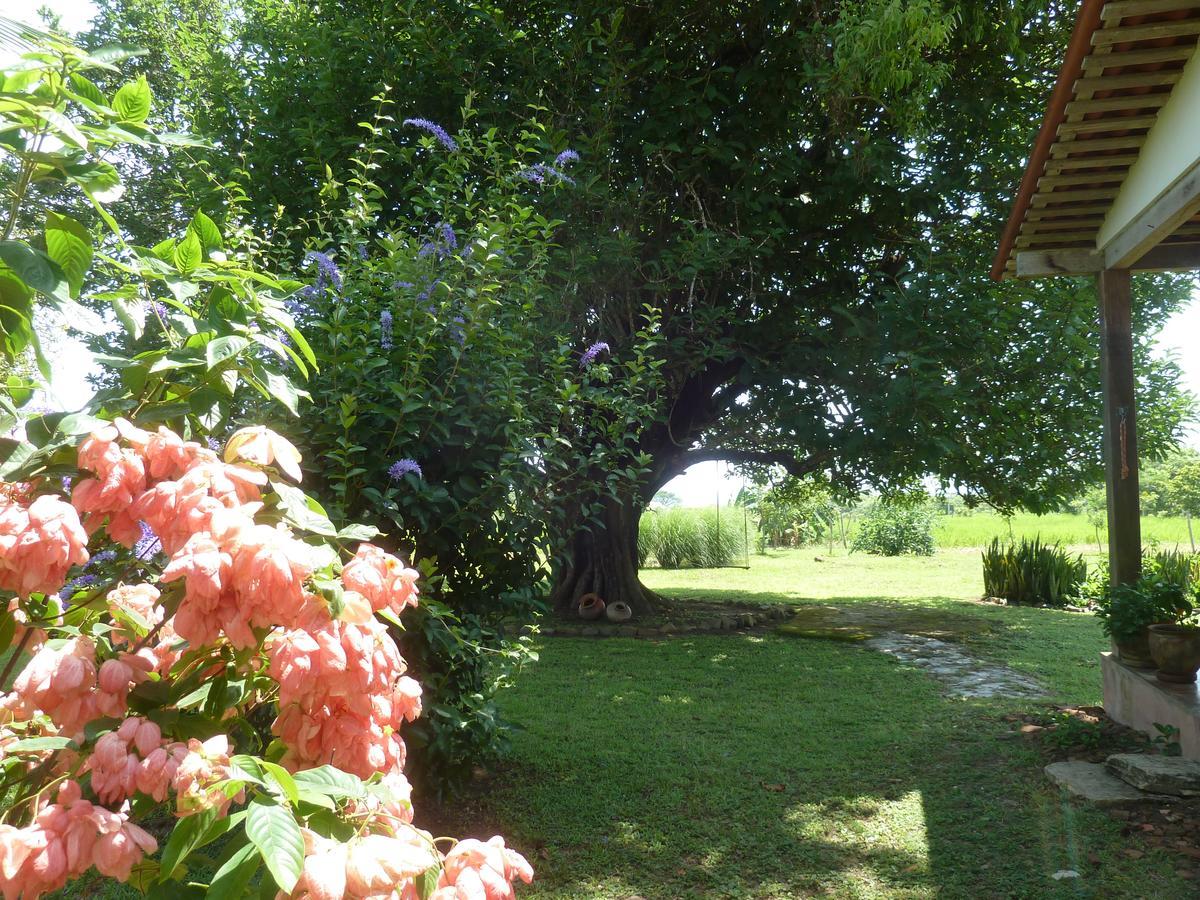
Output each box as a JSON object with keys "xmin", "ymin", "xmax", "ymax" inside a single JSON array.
[
  {"xmin": 1166, "ymin": 458, "xmax": 1200, "ymax": 518},
  {"xmin": 980, "ymin": 537, "xmax": 1087, "ymax": 608},
  {"xmin": 0, "ymin": 31, "xmax": 533, "ymax": 899},
  {"xmin": 638, "ymin": 507, "xmax": 746, "ymax": 569},
  {"xmin": 851, "ymin": 501, "xmax": 935, "ymax": 557},
  {"xmin": 271, "ymin": 100, "xmax": 664, "ymax": 788},
  {"xmin": 84, "ymin": 0, "xmax": 1197, "ymax": 614},
  {"xmin": 1076, "ymin": 549, "xmax": 1200, "ymax": 612},
  {"xmin": 0, "ymin": 29, "xmax": 312, "ymax": 471},
  {"xmin": 1094, "ymin": 566, "xmax": 1195, "ymax": 643},
  {"xmin": 738, "ymin": 479, "xmax": 839, "ymax": 551}
]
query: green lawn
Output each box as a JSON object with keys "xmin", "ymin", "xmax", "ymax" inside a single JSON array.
[{"xmin": 431, "ymin": 549, "xmax": 1195, "ymax": 899}]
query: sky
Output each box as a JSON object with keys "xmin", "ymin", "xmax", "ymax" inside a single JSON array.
[{"xmin": 11, "ymin": 0, "xmax": 1200, "ymax": 505}]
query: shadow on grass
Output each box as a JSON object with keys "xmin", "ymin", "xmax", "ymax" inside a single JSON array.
[{"xmin": 424, "ymin": 634, "xmax": 1185, "ymax": 899}]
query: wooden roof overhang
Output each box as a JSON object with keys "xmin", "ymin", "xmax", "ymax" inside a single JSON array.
[{"xmin": 992, "ymin": 0, "xmax": 1200, "ymax": 279}]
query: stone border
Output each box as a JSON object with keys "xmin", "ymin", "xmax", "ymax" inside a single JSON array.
[{"xmin": 540, "ymin": 604, "xmax": 794, "ymax": 638}]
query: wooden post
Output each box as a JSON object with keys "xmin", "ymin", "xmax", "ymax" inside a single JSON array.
[{"xmin": 1097, "ymin": 268, "xmax": 1141, "ymax": 587}]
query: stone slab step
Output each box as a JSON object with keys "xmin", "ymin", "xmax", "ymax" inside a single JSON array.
[
  {"xmin": 1107, "ymin": 753, "xmax": 1200, "ymax": 796},
  {"xmin": 1045, "ymin": 761, "xmax": 1174, "ymax": 807}
]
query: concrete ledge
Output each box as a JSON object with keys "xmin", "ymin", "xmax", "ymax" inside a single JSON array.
[{"xmin": 1102, "ymin": 652, "xmax": 1200, "ymax": 759}]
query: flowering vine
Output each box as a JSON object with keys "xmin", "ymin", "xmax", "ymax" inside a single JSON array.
[{"xmin": 0, "ymin": 422, "xmax": 532, "ymax": 898}]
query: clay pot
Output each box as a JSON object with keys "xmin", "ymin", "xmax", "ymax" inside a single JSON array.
[
  {"xmin": 1115, "ymin": 631, "xmax": 1156, "ymax": 669},
  {"xmin": 1149, "ymin": 623, "xmax": 1200, "ymax": 684},
  {"xmin": 577, "ymin": 593, "xmax": 605, "ymax": 621},
  {"xmin": 605, "ymin": 601, "xmax": 633, "ymax": 623}
]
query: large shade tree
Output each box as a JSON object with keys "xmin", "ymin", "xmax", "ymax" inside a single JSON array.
[{"xmin": 85, "ymin": 0, "xmax": 1195, "ymax": 616}]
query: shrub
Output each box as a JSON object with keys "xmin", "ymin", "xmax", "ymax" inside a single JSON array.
[
  {"xmin": 1096, "ymin": 574, "xmax": 1193, "ymax": 643},
  {"xmin": 1073, "ymin": 549, "xmax": 1200, "ymax": 609},
  {"xmin": 272, "ymin": 101, "xmax": 663, "ymax": 790},
  {"xmin": 981, "ymin": 537, "xmax": 1087, "ymax": 607},
  {"xmin": 851, "ymin": 502, "xmax": 935, "ymax": 556},
  {"xmin": 639, "ymin": 507, "xmax": 745, "ymax": 568}
]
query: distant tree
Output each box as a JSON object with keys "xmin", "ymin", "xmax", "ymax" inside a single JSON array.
[
  {"xmin": 651, "ymin": 490, "xmax": 681, "ymax": 509},
  {"xmin": 1167, "ymin": 461, "xmax": 1200, "ymax": 519}
]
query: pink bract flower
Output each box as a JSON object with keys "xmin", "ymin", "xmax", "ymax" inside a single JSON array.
[
  {"xmin": 224, "ymin": 426, "xmax": 303, "ymax": 482},
  {"xmin": 172, "ymin": 735, "xmax": 238, "ymax": 817},
  {"xmin": 340, "ymin": 544, "xmax": 419, "ymax": 618},
  {"xmin": 436, "ymin": 837, "xmax": 533, "ymax": 900},
  {"xmin": 10, "ymin": 637, "xmax": 98, "ymax": 737},
  {"xmin": 0, "ymin": 494, "xmax": 89, "ymax": 598}
]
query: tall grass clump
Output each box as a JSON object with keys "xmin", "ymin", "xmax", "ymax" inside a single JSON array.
[
  {"xmin": 639, "ymin": 507, "xmax": 745, "ymax": 568},
  {"xmin": 981, "ymin": 537, "xmax": 1088, "ymax": 607}
]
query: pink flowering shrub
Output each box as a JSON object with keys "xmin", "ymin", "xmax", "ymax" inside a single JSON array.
[{"xmin": 0, "ymin": 423, "xmax": 532, "ymax": 899}]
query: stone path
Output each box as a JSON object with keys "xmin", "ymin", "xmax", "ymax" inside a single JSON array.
[{"xmin": 864, "ymin": 631, "xmax": 1045, "ymax": 699}]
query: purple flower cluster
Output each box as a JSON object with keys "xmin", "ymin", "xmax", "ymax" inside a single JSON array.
[
  {"xmin": 59, "ymin": 573, "xmax": 98, "ymax": 602},
  {"xmin": 403, "ymin": 118, "xmax": 458, "ymax": 152},
  {"xmin": 303, "ymin": 249, "xmax": 344, "ymax": 294},
  {"xmin": 517, "ymin": 163, "xmax": 575, "ymax": 186},
  {"xmin": 388, "ymin": 458, "xmax": 422, "ymax": 480},
  {"xmin": 380, "ymin": 309, "xmax": 394, "ymax": 350},
  {"xmin": 419, "ymin": 222, "xmax": 458, "ymax": 260},
  {"xmin": 134, "ymin": 521, "xmax": 162, "ymax": 560},
  {"xmin": 555, "ymin": 149, "xmax": 580, "ymax": 167},
  {"xmin": 89, "ymin": 550, "xmax": 117, "ymax": 567},
  {"xmin": 580, "ymin": 341, "xmax": 610, "ymax": 368}
]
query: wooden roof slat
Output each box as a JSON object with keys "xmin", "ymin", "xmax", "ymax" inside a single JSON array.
[
  {"xmin": 1016, "ymin": 231, "xmax": 1100, "ymax": 245},
  {"xmin": 1058, "ymin": 114, "xmax": 1159, "ymax": 136},
  {"xmin": 1102, "ymin": 0, "xmax": 1200, "ymax": 21},
  {"xmin": 1032, "ymin": 188, "xmax": 1122, "ymax": 205},
  {"xmin": 1092, "ymin": 18, "xmax": 1200, "ymax": 46},
  {"xmin": 1050, "ymin": 134, "xmax": 1149, "ymax": 154},
  {"xmin": 1081, "ymin": 43, "xmax": 1196, "ymax": 71},
  {"xmin": 1073, "ymin": 70, "xmax": 1185, "ymax": 92},
  {"xmin": 1044, "ymin": 153, "xmax": 1142, "ymax": 171},
  {"xmin": 1023, "ymin": 218, "xmax": 1108, "ymax": 232},
  {"xmin": 1038, "ymin": 171, "xmax": 1128, "ymax": 187},
  {"xmin": 1064, "ymin": 93, "xmax": 1172, "ymax": 114},
  {"xmin": 1026, "ymin": 203, "xmax": 1118, "ymax": 220}
]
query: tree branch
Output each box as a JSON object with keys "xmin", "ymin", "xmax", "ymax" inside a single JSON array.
[{"xmin": 676, "ymin": 448, "xmax": 827, "ymax": 479}]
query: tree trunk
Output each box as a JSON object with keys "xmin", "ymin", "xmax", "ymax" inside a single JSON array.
[{"xmin": 550, "ymin": 493, "xmax": 660, "ymax": 619}]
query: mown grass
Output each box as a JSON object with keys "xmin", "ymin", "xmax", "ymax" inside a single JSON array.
[{"xmin": 442, "ymin": 549, "xmax": 1195, "ymax": 898}]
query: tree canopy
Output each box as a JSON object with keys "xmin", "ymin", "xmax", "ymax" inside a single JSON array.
[{"xmin": 84, "ymin": 0, "xmax": 1197, "ymax": 613}]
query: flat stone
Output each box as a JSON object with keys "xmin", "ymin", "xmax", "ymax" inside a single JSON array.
[
  {"xmin": 1045, "ymin": 762, "xmax": 1172, "ymax": 807},
  {"xmin": 1107, "ymin": 754, "xmax": 1200, "ymax": 796}
]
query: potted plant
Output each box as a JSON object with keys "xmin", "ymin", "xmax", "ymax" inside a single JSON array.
[
  {"xmin": 1143, "ymin": 574, "xmax": 1200, "ymax": 683},
  {"xmin": 1095, "ymin": 582, "xmax": 1164, "ymax": 668}
]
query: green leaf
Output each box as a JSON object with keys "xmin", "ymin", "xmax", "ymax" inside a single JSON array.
[
  {"xmin": 337, "ymin": 523, "xmax": 382, "ymax": 541},
  {"xmin": 79, "ymin": 44, "xmax": 149, "ymax": 71},
  {"xmin": 271, "ymin": 481, "xmax": 337, "ymax": 536},
  {"xmin": 44, "ymin": 213, "xmax": 92, "ymax": 299},
  {"xmin": 8, "ymin": 736, "xmax": 73, "ymax": 752},
  {"xmin": 188, "ymin": 211, "xmax": 223, "ymax": 253},
  {"xmin": 29, "ymin": 106, "xmax": 88, "ymax": 150},
  {"xmin": 112, "ymin": 75, "xmax": 152, "ymax": 123},
  {"xmin": 157, "ymin": 807, "xmax": 220, "ymax": 881},
  {"xmin": 245, "ymin": 796, "xmax": 304, "ymax": 894},
  {"xmin": 206, "ymin": 335, "xmax": 250, "ymax": 370},
  {"xmin": 290, "ymin": 765, "xmax": 366, "ymax": 800},
  {"xmin": 174, "ymin": 231, "xmax": 202, "ymax": 275},
  {"xmin": 0, "ymin": 241, "xmax": 69, "ymax": 301},
  {"xmin": 62, "ymin": 160, "xmax": 123, "ymax": 203},
  {"xmin": 67, "ymin": 72, "xmax": 108, "ymax": 108},
  {"xmin": 206, "ymin": 842, "xmax": 260, "ymax": 900},
  {"xmin": 264, "ymin": 369, "xmax": 301, "ymax": 416}
]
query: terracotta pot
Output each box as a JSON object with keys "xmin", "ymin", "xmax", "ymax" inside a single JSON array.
[
  {"xmin": 1149, "ymin": 623, "xmax": 1200, "ymax": 684},
  {"xmin": 577, "ymin": 593, "xmax": 605, "ymax": 621},
  {"xmin": 605, "ymin": 601, "xmax": 633, "ymax": 623},
  {"xmin": 1114, "ymin": 631, "xmax": 1156, "ymax": 669}
]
